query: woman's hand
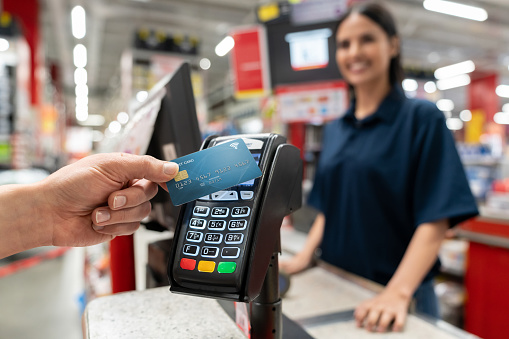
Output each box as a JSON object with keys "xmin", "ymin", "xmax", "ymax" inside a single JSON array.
[{"xmin": 354, "ymin": 287, "xmax": 411, "ymax": 332}]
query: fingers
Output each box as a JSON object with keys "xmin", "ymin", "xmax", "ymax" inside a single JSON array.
[
  {"xmin": 92, "ymin": 201, "xmax": 151, "ymax": 233},
  {"xmin": 393, "ymin": 311, "xmax": 406, "ymax": 332},
  {"xmin": 377, "ymin": 311, "xmax": 395, "ymax": 332},
  {"xmin": 107, "ymin": 179, "xmax": 158, "ymax": 210},
  {"xmin": 93, "ymin": 222, "xmax": 141, "ymax": 236},
  {"xmin": 93, "ymin": 153, "xmax": 179, "ymax": 184},
  {"xmin": 354, "ymin": 303, "xmax": 369, "ymax": 328}
]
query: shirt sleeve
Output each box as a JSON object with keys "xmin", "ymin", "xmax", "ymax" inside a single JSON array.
[{"xmin": 412, "ymin": 104, "xmax": 478, "ymax": 227}]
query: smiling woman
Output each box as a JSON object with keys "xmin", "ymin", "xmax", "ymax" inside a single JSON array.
[{"xmin": 280, "ymin": 1, "xmax": 478, "ymax": 334}]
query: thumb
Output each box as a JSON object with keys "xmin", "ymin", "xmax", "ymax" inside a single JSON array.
[{"xmin": 98, "ymin": 153, "xmax": 179, "ymax": 184}]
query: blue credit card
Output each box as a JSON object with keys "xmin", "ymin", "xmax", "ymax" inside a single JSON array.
[{"xmin": 166, "ymin": 138, "xmax": 262, "ymax": 206}]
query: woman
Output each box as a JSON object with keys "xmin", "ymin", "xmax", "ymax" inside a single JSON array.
[{"xmin": 280, "ymin": 2, "xmax": 478, "ymax": 333}]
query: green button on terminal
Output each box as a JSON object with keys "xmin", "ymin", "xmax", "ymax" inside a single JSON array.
[{"xmin": 217, "ymin": 262, "xmax": 236, "ymax": 273}]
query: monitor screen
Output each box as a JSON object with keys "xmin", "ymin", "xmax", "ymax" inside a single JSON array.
[
  {"xmin": 125, "ymin": 62, "xmax": 202, "ymax": 231},
  {"xmin": 266, "ymin": 21, "xmax": 341, "ymax": 87}
]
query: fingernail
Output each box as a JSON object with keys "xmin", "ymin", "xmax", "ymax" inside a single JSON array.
[
  {"xmin": 96, "ymin": 210, "xmax": 110, "ymax": 223},
  {"xmin": 93, "ymin": 225, "xmax": 104, "ymax": 231},
  {"xmin": 163, "ymin": 162, "xmax": 179, "ymax": 175},
  {"xmin": 114, "ymin": 195, "xmax": 127, "ymax": 209}
]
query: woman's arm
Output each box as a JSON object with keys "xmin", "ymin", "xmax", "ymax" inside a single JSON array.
[
  {"xmin": 354, "ymin": 218, "xmax": 449, "ymax": 332},
  {"xmin": 279, "ymin": 213, "xmax": 325, "ymax": 274}
]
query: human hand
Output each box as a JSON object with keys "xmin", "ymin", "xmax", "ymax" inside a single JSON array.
[
  {"xmin": 279, "ymin": 252, "xmax": 314, "ymax": 275},
  {"xmin": 354, "ymin": 287, "xmax": 411, "ymax": 332},
  {"xmin": 36, "ymin": 153, "xmax": 178, "ymax": 248}
]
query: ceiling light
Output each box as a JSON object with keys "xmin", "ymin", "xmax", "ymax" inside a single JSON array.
[
  {"xmin": 136, "ymin": 91, "xmax": 148, "ymax": 102},
  {"xmin": 402, "ymin": 79, "xmax": 418, "ymax": 92},
  {"xmin": 75, "ymin": 84, "xmax": 89, "ymax": 98},
  {"xmin": 108, "ymin": 121, "xmax": 122, "ymax": 134},
  {"xmin": 74, "ymin": 67, "xmax": 87, "ymax": 85},
  {"xmin": 215, "ymin": 36, "xmax": 234, "ymax": 57},
  {"xmin": 76, "ymin": 96, "xmax": 88, "ymax": 106},
  {"xmin": 0, "ymin": 38, "xmax": 9, "ymax": 52},
  {"xmin": 76, "ymin": 106, "xmax": 88, "ymax": 122},
  {"xmin": 424, "ymin": 81, "xmax": 437, "ymax": 93},
  {"xmin": 199, "ymin": 58, "xmax": 211, "ymax": 70},
  {"xmin": 446, "ymin": 117, "xmax": 463, "ymax": 130},
  {"xmin": 494, "ymin": 112, "xmax": 509, "ymax": 124},
  {"xmin": 423, "ymin": 0, "xmax": 488, "ymax": 22},
  {"xmin": 434, "ymin": 60, "xmax": 475, "ymax": 80},
  {"xmin": 117, "ymin": 112, "xmax": 129, "ymax": 124},
  {"xmin": 436, "ymin": 99, "xmax": 454, "ymax": 111},
  {"xmin": 73, "ymin": 44, "xmax": 87, "ymax": 68},
  {"xmin": 437, "ymin": 74, "xmax": 471, "ymax": 91},
  {"xmin": 460, "ymin": 110, "xmax": 472, "ymax": 122},
  {"xmin": 496, "ymin": 85, "xmax": 509, "ymax": 98},
  {"xmin": 71, "ymin": 6, "xmax": 86, "ymax": 39}
]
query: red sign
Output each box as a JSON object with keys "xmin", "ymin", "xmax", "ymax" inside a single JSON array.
[{"xmin": 230, "ymin": 26, "xmax": 269, "ymax": 99}]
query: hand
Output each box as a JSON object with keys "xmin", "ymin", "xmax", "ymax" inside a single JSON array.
[
  {"xmin": 354, "ymin": 287, "xmax": 411, "ymax": 332},
  {"xmin": 279, "ymin": 252, "xmax": 314, "ymax": 275},
  {"xmin": 36, "ymin": 153, "xmax": 178, "ymax": 248}
]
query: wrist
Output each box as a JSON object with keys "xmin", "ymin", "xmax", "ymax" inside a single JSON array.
[
  {"xmin": 17, "ymin": 182, "xmax": 53, "ymax": 250},
  {"xmin": 385, "ymin": 281, "xmax": 415, "ymax": 300}
]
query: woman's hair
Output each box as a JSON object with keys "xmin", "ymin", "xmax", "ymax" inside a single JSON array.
[{"xmin": 335, "ymin": 2, "xmax": 404, "ymax": 89}]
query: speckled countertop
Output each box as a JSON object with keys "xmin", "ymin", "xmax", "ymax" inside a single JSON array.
[{"xmin": 84, "ymin": 288, "xmax": 245, "ymax": 339}]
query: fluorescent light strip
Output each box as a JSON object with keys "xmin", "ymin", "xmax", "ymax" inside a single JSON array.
[
  {"xmin": 434, "ymin": 60, "xmax": 475, "ymax": 80},
  {"xmin": 437, "ymin": 74, "xmax": 471, "ymax": 91},
  {"xmin": 423, "ymin": 0, "xmax": 488, "ymax": 22},
  {"xmin": 215, "ymin": 36, "xmax": 234, "ymax": 57},
  {"xmin": 71, "ymin": 6, "xmax": 86, "ymax": 39},
  {"xmin": 73, "ymin": 44, "xmax": 87, "ymax": 68}
]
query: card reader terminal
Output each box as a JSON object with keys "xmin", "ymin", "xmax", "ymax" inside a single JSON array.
[{"xmin": 168, "ymin": 133, "xmax": 302, "ymax": 302}]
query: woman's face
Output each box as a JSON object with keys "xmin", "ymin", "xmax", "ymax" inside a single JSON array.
[{"xmin": 335, "ymin": 13, "xmax": 398, "ymax": 88}]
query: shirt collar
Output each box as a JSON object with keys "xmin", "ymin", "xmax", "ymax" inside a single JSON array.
[{"xmin": 343, "ymin": 85, "xmax": 406, "ymax": 125}]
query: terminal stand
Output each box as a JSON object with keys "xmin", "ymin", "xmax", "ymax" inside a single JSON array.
[{"xmin": 250, "ymin": 249, "xmax": 282, "ymax": 339}]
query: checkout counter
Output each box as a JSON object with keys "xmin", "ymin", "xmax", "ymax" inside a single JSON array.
[
  {"xmin": 456, "ymin": 207, "xmax": 509, "ymax": 339},
  {"xmin": 84, "ymin": 228, "xmax": 479, "ymax": 339}
]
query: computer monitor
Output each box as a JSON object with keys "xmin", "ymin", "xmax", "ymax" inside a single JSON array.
[{"xmin": 120, "ymin": 62, "xmax": 202, "ymax": 231}]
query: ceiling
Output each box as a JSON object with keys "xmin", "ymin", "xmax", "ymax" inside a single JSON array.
[{"xmin": 39, "ymin": 0, "xmax": 509, "ymax": 121}]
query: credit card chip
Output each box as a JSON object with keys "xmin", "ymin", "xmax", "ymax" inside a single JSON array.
[{"xmin": 174, "ymin": 170, "xmax": 189, "ymax": 182}]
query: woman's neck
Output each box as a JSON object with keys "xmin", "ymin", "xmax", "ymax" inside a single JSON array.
[{"xmin": 353, "ymin": 80, "xmax": 392, "ymax": 120}]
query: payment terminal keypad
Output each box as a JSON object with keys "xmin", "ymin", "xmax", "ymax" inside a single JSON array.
[{"xmin": 176, "ymin": 190, "xmax": 254, "ymax": 279}]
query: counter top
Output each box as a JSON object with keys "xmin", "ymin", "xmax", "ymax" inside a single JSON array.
[
  {"xmin": 84, "ymin": 227, "xmax": 478, "ymax": 338},
  {"xmin": 84, "ymin": 288, "xmax": 245, "ymax": 339}
]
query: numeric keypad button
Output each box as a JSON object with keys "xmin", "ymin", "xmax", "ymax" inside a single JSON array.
[
  {"xmin": 186, "ymin": 231, "xmax": 203, "ymax": 243},
  {"xmin": 193, "ymin": 206, "xmax": 210, "ymax": 217},
  {"xmin": 228, "ymin": 220, "xmax": 247, "ymax": 231},
  {"xmin": 231, "ymin": 207, "xmax": 250, "ymax": 217},
  {"xmin": 189, "ymin": 218, "xmax": 206, "ymax": 229},
  {"xmin": 211, "ymin": 207, "xmax": 229, "ymax": 217},
  {"xmin": 208, "ymin": 220, "xmax": 226, "ymax": 230},
  {"xmin": 225, "ymin": 233, "xmax": 244, "ymax": 244},
  {"xmin": 201, "ymin": 246, "xmax": 219, "ymax": 258},
  {"xmin": 204, "ymin": 233, "xmax": 223, "ymax": 244}
]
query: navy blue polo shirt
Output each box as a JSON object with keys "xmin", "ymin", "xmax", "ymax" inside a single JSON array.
[{"xmin": 308, "ymin": 86, "xmax": 478, "ymax": 286}]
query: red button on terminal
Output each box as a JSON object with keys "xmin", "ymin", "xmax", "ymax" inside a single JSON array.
[{"xmin": 180, "ymin": 258, "xmax": 196, "ymax": 270}]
